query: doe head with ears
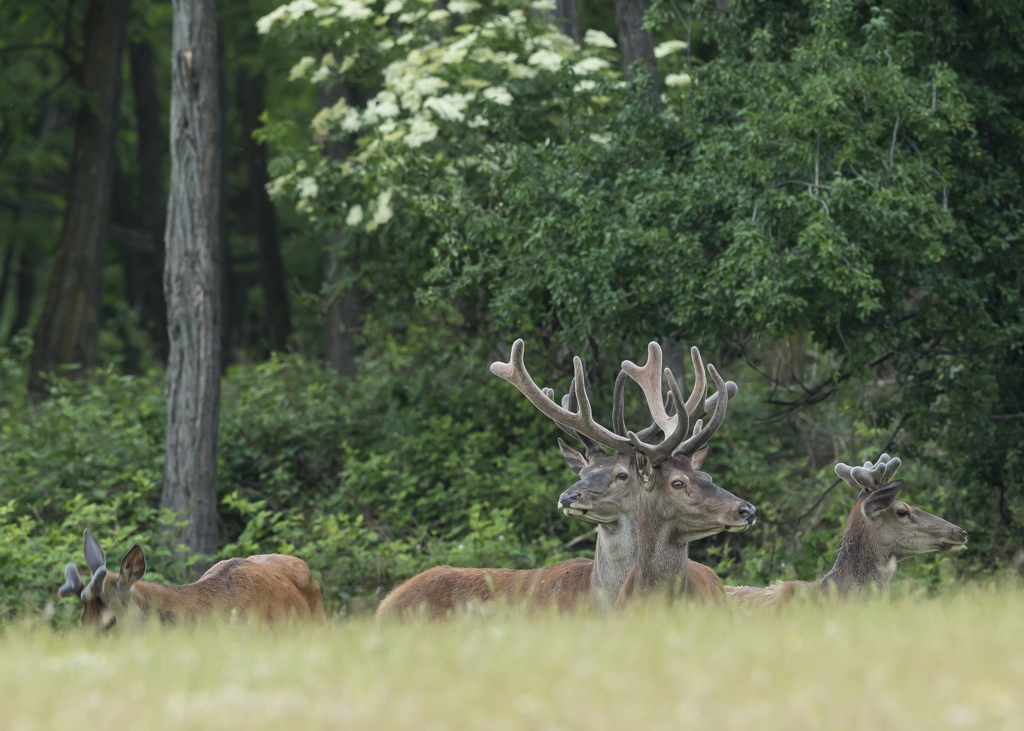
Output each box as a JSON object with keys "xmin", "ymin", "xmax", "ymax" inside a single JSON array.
[
  {"xmin": 835, "ymin": 454, "xmax": 968, "ymax": 559},
  {"xmin": 57, "ymin": 529, "xmax": 148, "ymax": 629},
  {"xmin": 623, "ymin": 344, "xmax": 756, "ymax": 541}
]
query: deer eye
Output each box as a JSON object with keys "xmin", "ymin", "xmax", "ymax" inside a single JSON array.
[
  {"xmin": 896, "ymin": 508, "xmax": 909, "ymax": 518},
  {"xmin": 672, "ymin": 480, "xmax": 684, "ymax": 489},
  {"xmin": 617, "ymin": 472, "xmax": 629, "ymax": 480}
]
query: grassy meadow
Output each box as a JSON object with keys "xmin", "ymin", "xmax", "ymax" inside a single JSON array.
[{"xmin": 3, "ymin": 586, "xmax": 1023, "ymax": 730}]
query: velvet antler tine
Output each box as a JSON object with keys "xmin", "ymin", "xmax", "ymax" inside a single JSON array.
[
  {"xmin": 882, "ymin": 457, "xmax": 902, "ymax": 484},
  {"xmin": 621, "ymin": 342, "xmax": 674, "ymax": 434},
  {"xmin": 490, "ymin": 339, "xmax": 633, "ymax": 453},
  {"xmin": 627, "ymin": 366, "xmax": 691, "ymax": 462},
  {"xmin": 683, "ymin": 346, "xmax": 707, "ymax": 417},
  {"xmin": 612, "ymin": 370, "xmax": 627, "ymax": 437},
  {"xmin": 675, "ymin": 364, "xmax": 730, "ymax": 456}
]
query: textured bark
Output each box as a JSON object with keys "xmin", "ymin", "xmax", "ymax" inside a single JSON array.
[
  {"xmin": 320, "ymin": 83, "xmax": 362, "ymax": 377},
  {"xmin": 614, "ymin": 0, "xmax": 660, "ymax": 100},
  {"xmin": 162, "ymin": 0, "xmax": 223, "ymax": 558},
  {"xmin": 128, "ymin": 39, "xmax": 169, "ymax": 362},
  {"xmin": 238, "ymin": 66, "xmax": 291, "ymax": 352},
  {"xmin": 28, "ymin": 0, "xmax": 130, "ymax": 392}
]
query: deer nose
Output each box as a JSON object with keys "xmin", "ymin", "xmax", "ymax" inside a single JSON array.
[
  {"xmin": 737, "ymin": 502, "xmax": 756, "ymax": 522},
  {"xmin": 958, "ymin": 529, "xmax": 968, "ymax": 542},
  {"xmin": 559, "ymin": 491, "xmax": 582, "ymax": 508}
]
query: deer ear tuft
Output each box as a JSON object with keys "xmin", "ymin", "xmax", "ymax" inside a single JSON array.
[
  {"xmin": 862, "ymin": 479, "xmax": 904, "ymax": 517},
  {"xmin": 633, "ymin": 448, "xmax": 654, "ymax": 490},
  {"xmin": 557, "ymin": 438, "xmax": 588, "ymax": 476},
  {"xmin": 690, "ymin": 445, "xmax": 709, "ymax": 471},
  {"xmin": 119, "ymin": 544, "xmax": 147, "ymax": 588}
]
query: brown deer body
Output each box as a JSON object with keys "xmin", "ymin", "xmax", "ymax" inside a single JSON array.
[
  {"xmin": 725, "ymin": 454, "xmax": 968, "ymax": 607},
  {"xmin": 58, "ymin": 530, "xmax": 326, "ymax": 627}
]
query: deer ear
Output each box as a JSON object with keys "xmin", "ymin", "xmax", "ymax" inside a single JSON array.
[
  {"xmin": 58, "ymin": 563, "xmax": 85, "ymax": 599},
  {"xmin": 557, "ymin": 438, "xmax": 588, "ymax": 476},
  {"xmin": 118, "ymin": 544, "xmax": 146, "ymax": 588},
  {"xmin": 83, "ymin": 530, "xmax": 106, "ymax": 573},
  {"xmin": 862, "ymin": 479, "xmax": 904, "ymax": 518},
  {"xmin": 634, "ymin": 449, "xmax": 654, "ymax": 490},
  {"xmin": 690, "ymin": 444, "xmax": 709, "ymax": 471}
]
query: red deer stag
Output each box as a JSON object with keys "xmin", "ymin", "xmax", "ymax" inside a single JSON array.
[
  {"xmin": 376, "ymin": 340, "xmax": 728, "ymax": 619},
  {"xmin": 614, "ymin": 343, "xmax": 756, "ymax": 607},
  {"xmin": 725, "ymin": 454, "xmax": 968, "ymax": 606},
  {"xmin": 57, "ymin": 530, "xmax": 326, "ymax": 627},
  {"xmin": 554, "ymin": 370, "xmax": 727, "ymax": 606}
]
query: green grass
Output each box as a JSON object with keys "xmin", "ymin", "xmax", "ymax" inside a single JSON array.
[{"xmin": 4, "ymin": 587, "xmax": 1023, "ymax": 730}]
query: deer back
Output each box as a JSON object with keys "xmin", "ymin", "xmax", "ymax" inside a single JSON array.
[
  {"xmin": 57, "ymin": 531, "xmax": 325, "ymax": 627},
  {"xmin": 375, "ymin": 560, "xmax": 594, "ymax": 620}
]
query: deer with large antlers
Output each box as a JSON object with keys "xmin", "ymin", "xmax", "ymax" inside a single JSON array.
[
  {"xmin": 376, "ymin": 342, "xmax": 729, "ymax": 619},
  {"xmin": 57, "ymin": 530, "xmax": 326, "ymax": 627},
  {"xmin": 725, "ymin": 454, "xmax": 968, "ymax": 607},
  {"xmin": 613, "ymin": 342, "xmax": 756, "ymax": 607}
]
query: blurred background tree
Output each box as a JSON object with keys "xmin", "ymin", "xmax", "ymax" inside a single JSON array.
[{"xmin": 0, "ymin": 0, "xmax": 1021, "ymax": 620}]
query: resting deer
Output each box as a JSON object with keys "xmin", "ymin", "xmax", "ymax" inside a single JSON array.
[
  {"xmin": 725, "ymin": 454, "xmax": 968, "ymax": 606},
  {"xmin": 556, "ymin": 372, "xmax": 726, "ymax": 606},
  {"xmin": 57, "ymin": 529, "xmax": 326, "ymax": 627},
  {"xmin": 376, "ymin": 341, "xmax": 729, "ymax": 619},
  {"xmin": 613, "ymin": 343, "xmax": 756, "ymax": 607}
]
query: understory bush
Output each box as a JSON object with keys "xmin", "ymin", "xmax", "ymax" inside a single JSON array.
[{"xmin": 0, "ymin": 325, "xmax": 978, "ymax": 625}]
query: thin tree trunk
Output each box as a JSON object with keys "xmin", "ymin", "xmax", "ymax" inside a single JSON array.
[
  {"xmin": 129, "ymin": 38, "xmax": 169, "ymax": 362},
  {"xmin": 112, "ymin": 158, "xmax": 142, "ymax": 373},
  {"xmin": 28, "ymin": 0, "xmax": 131, "ymax": 393},
  {"xmin": 162, "ymin": 0, "xmax": 223, "ymax": 559},
  {"xmin": 320, "ymin": 83, "xmax": 362, "ymax": 377},
  {"xmin": 238, "ymin": 66, "xmax": 291, "ymax": 352},
  {"xmin": 556, "ymin": 0, "xmax": 581, "ymax": 44},
  {"xmin": 10, "ymin": 246, "xmax": 37, "ymax": 340},
  {"xmin": 614, "ymin": 0, "xmax": 660, "ymax": 101},
  {"xmin": 323, "ymin": 246, "xmax": 359, "ymax": 377},
  {"xmin": 0, "ymin": 242, "xmax": 15, "ymax": 331}
]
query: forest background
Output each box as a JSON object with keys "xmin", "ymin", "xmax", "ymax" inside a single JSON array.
[{"xmin": 1, "ymin": 0, "xmax": 1021, "ymax": 624}]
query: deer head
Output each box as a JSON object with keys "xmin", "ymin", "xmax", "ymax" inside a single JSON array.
[
  {"xmin": 624, "ymin": 344, "xmax": 755, "ymax": 541},
  {"xmin": 835, "ymin": 454, "xmax": 968, "ymax": 560},
  {"xmin": 552, "ymin": 370, "xmax": 639, "ymax": 525},
  {"xmin": 57, "ymin": 529, "xmax": 149, "ymax": 628}
]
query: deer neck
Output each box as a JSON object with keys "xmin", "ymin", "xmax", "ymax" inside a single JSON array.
[
  {"xmin": 629, "ymin": 491, "xmax": 690, "ymax": 599},
  {"xmin": 591, "ymin": 512, "xmax": 638, "ymax": 606},
  {"xmin": 821, "ymin": 517, "xmax": 894, "ymax": 595},
  {"xmin": 130, "ymin": 580, "xmax": 212, "ymax": 622}
]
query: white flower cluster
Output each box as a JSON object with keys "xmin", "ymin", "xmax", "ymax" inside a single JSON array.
[
  {"xmin": 654, "ymin": 40, "xmax": 688, "ymax": 59},
  {"xmin": 257, "ymin": 0, "xmax": 376, "ymax": 34},
  {"xmin": 583, "ymin": 29, "xmax": 616, "ymax": 48},
  {"xmin": 664, "ymin": 73, "xmax": 692, "ymax": 88}
]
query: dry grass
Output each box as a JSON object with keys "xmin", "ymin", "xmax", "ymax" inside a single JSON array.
[{"xmin": 4, "ymin": 587, "xmax": 1023, "ymax": 730}]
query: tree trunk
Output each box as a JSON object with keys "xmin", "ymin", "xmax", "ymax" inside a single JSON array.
[
  {"xmin": 323, "ymin": 246, "xmax": 360, "ymax": 377},
  {"xmin": 10, "ymin": 246, "xmax": 37, "ymax": 340},
  {"xmin": 28, "ymin": 0, "xmax": 131, "ymax": 393},
  {"xmin": 128, "ymin": 38, "xmax": 169, "ymax": 363},
  {"xmin": 238, "ymin": 66, "xmax": 291, "ymax": 352},
  {"xmin": 162, "ymin": 0, "xmax": 223, "ymax": 559},
  {"xmin": 556, "ymin": 0, "xmax": 581, "ymax": 44},
  {"xmin": 0, "ymin": 243, "xmax": 15, "ymax": 331},
  {"xmin": 320, "ymin": 83, "xmax": 362, "ymax": 377},
  {"xmin": 112, "ymin": 158, "xmax": 142, "ymax": 373},
  {"xmin": 614, "ymin": 0, "xmax": 660, "ymax": 101}
]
